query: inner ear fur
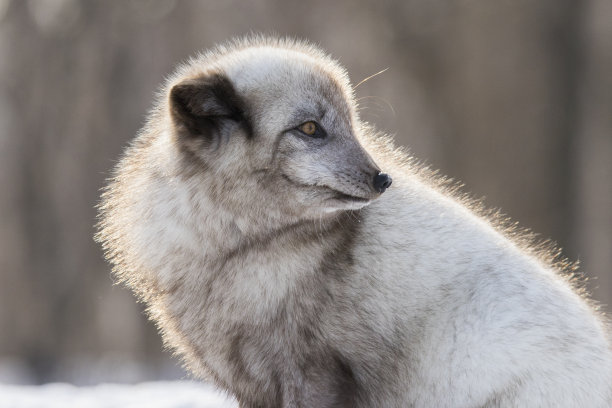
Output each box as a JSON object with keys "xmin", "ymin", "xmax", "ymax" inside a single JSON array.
[{"xmin": 169, "ymin": 73, "xmax": 248, "ymax": 142}]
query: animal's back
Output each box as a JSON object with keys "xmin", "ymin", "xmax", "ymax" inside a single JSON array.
[{"xmin": 354, "ymin": 166, "xmax": 612, "ymax": 406}]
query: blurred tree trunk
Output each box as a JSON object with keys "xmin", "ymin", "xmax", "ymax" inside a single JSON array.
[
  {"xmin": 0, "ymin": 1, "xmax": 188, "ymax": 382},
  {"xmin": 573, "ymin": 0, "xmax": 612, "ymax": 305}
]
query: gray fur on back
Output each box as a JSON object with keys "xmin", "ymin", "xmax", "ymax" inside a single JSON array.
[{"xmin": 96, "ymin": 37, "xmax": 612, "ymax": 408}]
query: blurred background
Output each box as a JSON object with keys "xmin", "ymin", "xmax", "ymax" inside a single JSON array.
[{"xmin": 0, "ymin": 0, "xmax": 610, "ymax": 386}]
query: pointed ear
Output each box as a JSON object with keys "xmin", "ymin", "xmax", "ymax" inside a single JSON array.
[{"xmin": 169, "ymin": 73, "xmax": 248, "ymax": 143}]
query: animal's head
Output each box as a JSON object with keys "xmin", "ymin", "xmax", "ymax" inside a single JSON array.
[{"xmin": 166, "ymin": 38, "xmax": 391, "ymax": 223}]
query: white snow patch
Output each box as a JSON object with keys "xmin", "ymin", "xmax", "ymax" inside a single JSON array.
[{"xmin": 0, "ymin": 381, "xmax": 238, "ymax": 408}]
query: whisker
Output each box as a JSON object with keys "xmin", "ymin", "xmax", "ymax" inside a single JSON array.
[
  {"xmin": 356, "ymin": 95, "xmax": 396, "ymax": 116},
  {"xmin": 355, "ymin": 67, "xmax": 389, "ymax": 89}
]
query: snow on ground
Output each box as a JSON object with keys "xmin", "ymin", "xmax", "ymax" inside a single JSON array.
[{"xmin": 0, "ymin": 381, "xmax": 238, "ymax": 408}]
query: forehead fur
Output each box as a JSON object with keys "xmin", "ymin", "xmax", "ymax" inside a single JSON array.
[{"xmin": 165, "ymin": 36, "xmax": 356, "ymax": 109}]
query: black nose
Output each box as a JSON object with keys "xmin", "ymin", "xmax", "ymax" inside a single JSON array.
[{"xmin": 373, "ymin": 172, "xmax": 392, "ymax": 193}]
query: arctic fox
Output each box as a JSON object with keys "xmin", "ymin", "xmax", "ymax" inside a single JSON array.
[{"xmin": 96, "ymin": 37, "xmax": 612, "ymax": 407}]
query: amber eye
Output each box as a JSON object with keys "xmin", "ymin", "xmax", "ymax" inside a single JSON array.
[{"xmin": 299, "ymin": 121, "xmax": 317, "ymax": 136}]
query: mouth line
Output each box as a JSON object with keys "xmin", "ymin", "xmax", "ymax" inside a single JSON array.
[
  {"xmin": 279, "ymin": 174, "xmax": 373, "ymax": 203},
  {"xmin": 329, "ymin": 190, "xmax": 372, "ymax": 203}
]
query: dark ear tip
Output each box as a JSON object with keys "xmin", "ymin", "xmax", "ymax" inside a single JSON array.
[
  {"xmin": 169, "ymin": 79, "xmax": 208, "ymax": 118},
  {"xmin": 168, "ymin": 73, "xmax": 249, "ymax": 142},
  {"xmin": 169, "ymin": 74, "xmax": 244, "ymax": 120},
  {"xmin": 169, "ymin": 82, "xmax": 188, "ymax": 103},
  {"xmin": 169, "ymin": 85, "xmax": 186, "ymax": 116}
]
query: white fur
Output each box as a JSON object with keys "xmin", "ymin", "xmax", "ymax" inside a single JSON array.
[
  {"xmin": 356, "ymin": 169, "xmax": 612, "ymax": 406},
  {"xmin": 98, "ymin": 37, "xmax": 612, "ymax": 408}
]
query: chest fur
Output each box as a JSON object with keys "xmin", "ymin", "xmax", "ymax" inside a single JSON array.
[{"xmin": 167, "ymin": 236, "xmax": 364, "ymax": 405}]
